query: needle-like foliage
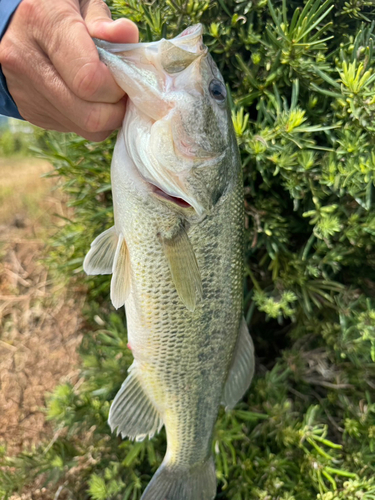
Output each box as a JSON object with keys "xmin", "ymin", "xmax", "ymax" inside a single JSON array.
[{"xmin": 2, "ymin": 1, "xmax": 375, "ymax": 499}]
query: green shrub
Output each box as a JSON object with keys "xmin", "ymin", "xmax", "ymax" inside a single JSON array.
[
  {"xmin": 0, "ymin": 120, "xmax": 41, "ymax": 157},
  {"xmin": 0, "ymin": 129, "xmax": 24, "ymax": 156},
  {"xmin": 2, "ymin": 0, "xmax": 375, "ymax": 499}
]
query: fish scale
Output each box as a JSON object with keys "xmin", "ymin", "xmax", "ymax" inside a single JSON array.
[{"xmin": 84, "ymin": 24, "xmax": 255, "ymax": 500}]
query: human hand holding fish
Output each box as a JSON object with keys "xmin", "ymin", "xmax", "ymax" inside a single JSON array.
[{"xmin": 0, "ymin": 0, "xmax": 138, "ymax": 141}]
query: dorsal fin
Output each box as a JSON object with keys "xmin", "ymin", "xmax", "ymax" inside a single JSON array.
[{"xmin": 222, "ymin": 318, "xmax": 255, "ymax": 410}]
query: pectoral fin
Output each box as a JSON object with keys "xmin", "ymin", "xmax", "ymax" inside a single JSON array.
[
  {"xmin": 222, "ymin": 318, "xmax": 255, "ymax": 410},
  {"xmin": 110, "ymin": 234, "xmax": 131, "ymax": 309},
  {"xmin": 83, "ymin": 226, "xmax": 118, "ymax": 275},
  {"xmin": 160, "ymin": 226, "xmax": 202, "ymax": 312}
]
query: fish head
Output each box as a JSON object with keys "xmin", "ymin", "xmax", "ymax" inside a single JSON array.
[{"xmin": 95, "ymin": 24, "xmax": 239, "ymax": 217}]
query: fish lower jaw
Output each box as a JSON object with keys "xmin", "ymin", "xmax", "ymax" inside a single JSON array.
[
  {"xmin": 153, "ymin": 185, "xmax": 193, "ymax": 209},
  {"xmin": 137, "ymin": 171, "xmax": 206, "ymax": 217},
  {"xmin": 146, "ymin": 179, "xmax": 200, "ymax": 213}
]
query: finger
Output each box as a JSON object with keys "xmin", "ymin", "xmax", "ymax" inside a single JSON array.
[
  {"xmin": 29, "ymin": 0, "xmax": 125, "ymax": 103},
  {"xmin": 80, "ymin": 0, "xmax": 139, "ymax": 43},
  {"xmin": 8, "ymin": 74, "xmax": 114, "ymax": 141},
  {"xmin": 88, "ymin": 17, "xmax": 139, "ymax": 43},
  {"xmin": 3, "ymin": 47, "xmax": 123, "ymax": 141},
  {"xmin": 87, "ymin": 17, "xmax": 139, "ymax": 43}
]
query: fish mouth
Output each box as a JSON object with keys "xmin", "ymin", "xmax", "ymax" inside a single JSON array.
[
  {"xmin": 149, "ymin": 181, "xmax": 193, "ymax": 210},
  {"xmin": 153, "ymin": 185, "xmax": 193, "ymax": 209}
]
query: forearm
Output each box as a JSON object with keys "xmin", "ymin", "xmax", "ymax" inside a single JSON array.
[{"xmin": 0, "ymin": 0, "xmax": 23, "ymax": 118}]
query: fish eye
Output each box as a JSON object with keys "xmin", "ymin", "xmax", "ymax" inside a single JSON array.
[{"xmin": 209, "ymin": 79, "xmax": 226, "ymax": 103}]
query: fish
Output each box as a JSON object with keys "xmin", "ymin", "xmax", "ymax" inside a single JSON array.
[{"xmin": 83, "ymin": 24, "xmax": 255, "ymax": 500}]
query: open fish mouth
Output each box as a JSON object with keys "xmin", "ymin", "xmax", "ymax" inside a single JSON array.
[{"xmin": 150, "ymin": 182, "xmax": 193, "ymax": 209}]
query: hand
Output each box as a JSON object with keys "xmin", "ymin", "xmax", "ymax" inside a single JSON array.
[{"xmin": 0, "ymin": 0, "xmax": 138, "ymax": 141}]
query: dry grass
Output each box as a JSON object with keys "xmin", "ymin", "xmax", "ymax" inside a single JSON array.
[
  {"xmin": 0, "ymin": 157, "xmax": 84, "ymax": 458},
  {"xmin": 0, "ymin": 157, "xmax": 54, "ymax": 225}
]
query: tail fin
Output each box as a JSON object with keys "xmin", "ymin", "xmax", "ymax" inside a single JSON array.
[{"xmin": 141, "ymin": 457, "xmax": 216, "ymax": 500}]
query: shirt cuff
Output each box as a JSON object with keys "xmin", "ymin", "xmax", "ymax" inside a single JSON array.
[{"xmin": 0, "ymin": 0, "xmax": 24, "ymax": 119}]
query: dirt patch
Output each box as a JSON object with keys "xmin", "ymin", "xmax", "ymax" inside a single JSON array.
[{"xmin": 0, "ymin": 158, "xmax": 84, "ymax": 456}]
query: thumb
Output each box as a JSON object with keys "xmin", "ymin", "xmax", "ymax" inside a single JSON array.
[{"xmin": 81, "ymin": 0, "xmax": 139, "ymax": 43}]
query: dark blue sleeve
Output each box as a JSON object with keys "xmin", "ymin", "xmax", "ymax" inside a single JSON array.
[{"xmin": 0, "ymin": 0, "xmax": 24, "ymax": 119}]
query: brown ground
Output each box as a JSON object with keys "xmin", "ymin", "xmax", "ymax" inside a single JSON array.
[{"xmin": 0, "ymin": 157, "xmax": 84, "ymax": 457}]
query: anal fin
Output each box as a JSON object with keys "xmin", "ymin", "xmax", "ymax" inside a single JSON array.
[
  {"xmin": 160, "ymin": 225, "xmax": 202, "ymax": 312},
  {"xmin": 222, "ymin": 318, "xmax": 255, "ymax": 410},
  {"xmin": 109, "ymin": 366, "xmax": 163, "ymax": 441},
  {"xmin": 83, "ymin": 226, "xmax": 118, "ymax": 275}
]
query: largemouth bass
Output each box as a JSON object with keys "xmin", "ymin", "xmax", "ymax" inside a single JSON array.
[{"xmin": 84, "ymin": 24, "xmax": 255, "ymax": 500}]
